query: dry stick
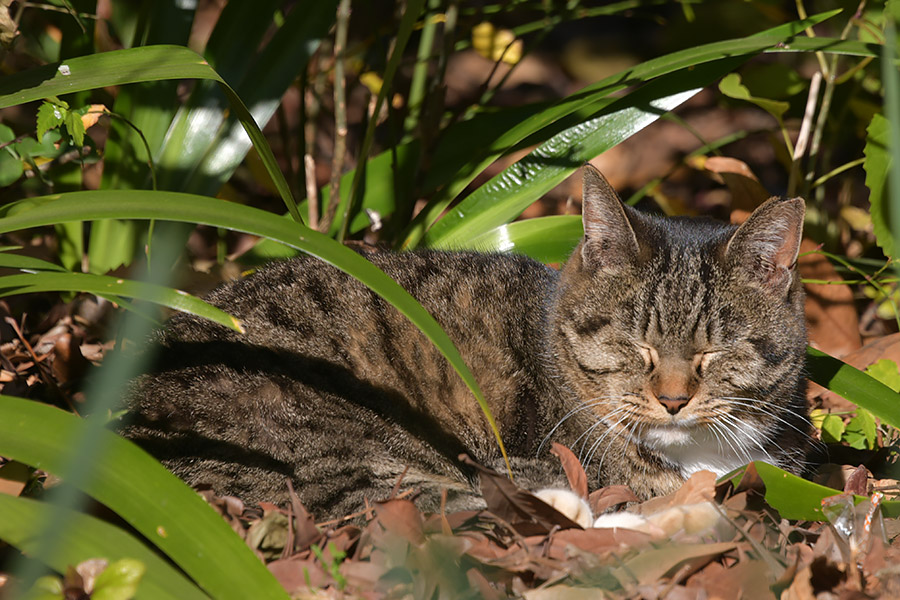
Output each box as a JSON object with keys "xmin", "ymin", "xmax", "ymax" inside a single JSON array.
[
  {"xmin": 3, "ymin": 316, "xmax": 76, "ymax": 415},
  {"xmin": 807, "ymin": 0, "xmax": 868, "ymax": 203},
  {"xmin": 787, "ymin": 71, "xmax": 821, "ymax": 198},
  {"xmin": 321, "ymin": 0, "xmax": 351, "ymax": 236},
  {"xmin": 302, "ymin": 68, "xmax": 322, "ymax": 230}
]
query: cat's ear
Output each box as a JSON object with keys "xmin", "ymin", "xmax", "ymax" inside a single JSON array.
[
  {"xmin": 725, "ymin": 196, "xmax": 805, "ymax": 293},
  {"xmin": 581, "ymin": 164, "xmax": 640, "ymax": 271}
]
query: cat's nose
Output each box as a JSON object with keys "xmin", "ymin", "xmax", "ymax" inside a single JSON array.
[{"xmin": 658, "ymin": 395, "xmax": 690, "ymax": 415}]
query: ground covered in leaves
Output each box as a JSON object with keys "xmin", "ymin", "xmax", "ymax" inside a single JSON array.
[{"xmin": 2, "ymin": 287, "xmax": 900, "ymax": 599}]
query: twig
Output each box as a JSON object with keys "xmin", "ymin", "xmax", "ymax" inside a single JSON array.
[
  {"xmin": 321, "ymin": 0, "xmax": 351, "ymax": 236},
  {"xmin": 787, "ymin": 72, "xmax": 821, "ymax": 197}
]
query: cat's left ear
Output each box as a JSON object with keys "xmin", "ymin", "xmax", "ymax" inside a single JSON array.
[{"xmin": 725, "ymin": 196, "xmax": 805, "ymax": 293}]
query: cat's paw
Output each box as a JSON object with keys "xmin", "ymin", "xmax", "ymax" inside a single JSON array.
[
  {"xmin": 534, "ymin": 488, "xmax": 593, "ymax": 528},
  {"xmin": 592, "ymin": 502, "xmax": 725, "ymax": 537}
]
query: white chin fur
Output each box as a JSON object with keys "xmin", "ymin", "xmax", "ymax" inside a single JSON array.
[{"xmin": 642, "ymin": 423, "xmax": 774, "ymax": 479}]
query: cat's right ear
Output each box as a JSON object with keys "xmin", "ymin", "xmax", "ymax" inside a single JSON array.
[{"xmin": 581, "ymin": 164, "xmax": 640, "ymax": 272}]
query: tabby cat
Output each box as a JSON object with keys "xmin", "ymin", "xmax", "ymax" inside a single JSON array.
[{"xmin": 123, "ymin": 165, "xmax": 811, "ymax": 520}]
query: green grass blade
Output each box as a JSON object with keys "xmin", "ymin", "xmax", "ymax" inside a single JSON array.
[
  {"xmin": 0, "ymin": 494, "xmax": 208, "ymax": 600},
  {"xmin": 0, "ymin": 252, "xmax": 67, "ymax": 272},
  {"xmin": 0, "ymin": 44, "xmax": 302, "ymax": 224},
  {"xmin": 421, "ymin": 63, "xmax": 730, "ymax": 249},
  {"xmin": 467, "ymin": 215, "xmax": 583, "ymax": 264},
  {"xmin": 160, "ymin": 1, "xmax": 336, "ymax": 198},
  {"xmin": 806, "ymin": 347, "xmax": 900, "ymax": 429},
  {"xmin": 740, "ymin": 462, "xmax": 900, "ymax": 520},
  {"xmin": 0, "ymin": 190, "xmax": 509, "ymax": 471},
  {"xmin": 398, "ymin": 11, "xmax": 841, "ymax": 248},
  {"xmin": 0, "ymin": 396, "xmax": 287, "ymax": 600},
  {"xmin": 0, "ymin": 272, "xmax": 242, "ymax": 332},
  {"xmin": 766, "ymin": 36, "xmax": 883, "ymax": 59}
]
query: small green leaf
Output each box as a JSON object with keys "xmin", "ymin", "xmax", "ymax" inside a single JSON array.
[
  {"xmin": 36, "ymin": 101, "xmax": 65, "ymax": 141},
  {"xmin": 864, "ymin": 114, "xmax": 892, "ymax": 257},
  {"xmin": 92, "ymin": 559, "xmax": 146, "ymax": 600},
  {"xmin": 0, "ymin": 147, "xmax": 24, "ymax": 186},
  {"xmin": 844, "ymin": 406, "xmax": 876, "ymax": 449},
  {"xmin": 64, "ymin": 110, "xmax": 86, "ymax": 146},
  {"xmin": 719, "ymin": 72, "xmax": 790, "ymax": 119},
  {"xmin": 821, "ymin": 413, "xmax": 846, "ymax": 444},
  {"xmin": 26, "ymin": 575, "xmax": 64, "ymax": 600},
  {"xmin": 866, "ymin": 358, "xmax": 900, "ymax": 391}
]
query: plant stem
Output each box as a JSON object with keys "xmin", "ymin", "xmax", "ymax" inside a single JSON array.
[{"xmin": 322, "ymin": 0, "xmax": 351, "ymax": 237}]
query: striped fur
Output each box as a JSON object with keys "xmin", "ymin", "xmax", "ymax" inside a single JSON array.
[{"xmin": 122, "ymin": 165, "xmax": 811, "ymax": 518}]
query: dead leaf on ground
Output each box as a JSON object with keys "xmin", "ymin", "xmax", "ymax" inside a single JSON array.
[
  {"xmin": 374, "ymin": 498, "xmax": 425, "ymax": 545},
  {"xmin": 589, "ymin": 485, "xmax": 641, "ymax": 514},
  {"xmin": 699, "ymin": 155, "xmax": 771, "ymax": 211},
  {"xmin": 460, "ymin": 454, "xmax": 583, "ymax": 533},
  {"xmin": 550, "ymin": 442, "xmax": 588, "ymax": 499}
]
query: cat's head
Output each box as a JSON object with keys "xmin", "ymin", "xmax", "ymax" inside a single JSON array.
[{"xmin": 552, "ymin": 165, "xmax": 810, "ymax": 480}]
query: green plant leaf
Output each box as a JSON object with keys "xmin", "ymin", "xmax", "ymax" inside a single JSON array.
[
  {"xmin": 730, "ymin": 462, "xmax": 900, "ymax": 521},
  {"xmin": 864, "ymin": 113, "xmax": 893, "ymax": 257},
  {"xmin": 0, "ymin": 396, "xmax": 289, "ymax": 600},
  {"xmin": 424, "ymin": 59, "xmax": 741, "ymax": 249},
  {"xmin": 866, "ymin": 358, "xmax": 900, "ymax": 391},
  {"xmin": 36, "ymin": 101, "xmax": 65, "ymax": 141},
  {"xmin": 718, "ymin": 72, "xmax": 790, "ymax": 119},
  {"xmin": 92, "ymin": 559, "xmax": 146, "ymax": 600},
  {"xmin": 0, "ymin": 272, "xmax": 243, "ymax": 332},
  {"xmin": 806, "ymin": 347, "xmax": 900, "ymax": 429},
  {"xmin": 403, "ymin": 11, "xmax": 840, "ymax": 249},
  {"xmin": 0, "ymin": 189, "xmax": 508, "ymax": 469},
  {"xmin": 0, "ymin": 493, "xmax": 207, "ymax": 600},
  {"xmin": 0, "ymin": 251, "xmax": 67, "ymax": 272},
  {"xmin": 741, "ymin": 62, "xmax": 807, "ymax": 98},
  {"xmin": 844, "ymin": 408, "xmax": 876, "ymax": 450},
  {"xmin": 820, "ymin": 413, "xmax": 845, "ymax": 444},
  {"xmin": 0, "ymin": 44, "xmax": 301, "ymax": 223},
  {"xmin": 467, "ymin": 215, "xmax": 583, "ymax": 264}
]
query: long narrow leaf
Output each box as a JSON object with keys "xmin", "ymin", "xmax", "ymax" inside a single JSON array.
[
  {"xmin": 0, "ymin": 190, "xmax": 510, "ymax": 471},
  {"xmin": 0, "ymin": 395, "xmax": 289, "ymax": 600},
  {"xmin": 399, "ymin": 10, "xmax": 840, "ymax": 248},
  {"xmin": 467, "ymin": 215, "xmax": 583, "ymax": 264},
  {"xmin": 0, "ymin": 494, "xmax": 207, "ymax": 600},
  {"xmin": 422, "ymin": 62, "xmax": 734, "ymax": 248},
  {"xmin": 0, "ymin": 272, "xmax": 242, "ymax": 332},
  {"xmin": 806, "ymin": 347, "xmax": 900, "ymax": 429},
  {"xmin": 0, "ymin": 44, "xmax": 302, "ymax": 223}
]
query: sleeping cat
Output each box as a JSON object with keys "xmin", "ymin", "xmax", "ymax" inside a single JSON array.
[{"xmin": 122, "ymin": 165, "xmax": 811, "ymax": 520}]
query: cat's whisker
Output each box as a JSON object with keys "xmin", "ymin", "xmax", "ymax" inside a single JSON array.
[
  {"xmin": 712, "ymin": 410, "xmax": 775, "ymax": 465},
  {"xmin": 574, "ymin": 418, "xmax": 613, "ymax": 460},
  {"xmin": 714, "ymin": 396, "xmax": 818, "ymax": 442},
  {"xmin": 591, "ymin": 413, "xmax": 643, "ymax": 478},
  {"xmin": 583, "ymin": 410, "xmax": 633, "ymax": 472},
  {"xmin": 536, "ymin": 396, "xmax": 623, "ymax": 457}
]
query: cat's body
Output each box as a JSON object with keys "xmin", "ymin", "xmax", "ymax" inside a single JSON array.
[{"xmin": 123, "ymin": 166, "xmax": 811, "ymax": 519}]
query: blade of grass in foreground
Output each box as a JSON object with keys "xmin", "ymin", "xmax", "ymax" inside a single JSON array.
[
  {"xmin": 0, "ymin": 190, "xmax": 511, "ymax": 473},
  {"xmin": 0, "ymin": 272, "xmax": 242, "ymax": 332},
  {"xmin": 0, "ymin": 395, "xmax": 289, "ymax": 600},
  {"xmin": 728, "ymin": 462, "xmax": 900, "ymax": 521},
  {"xmin": 0, "ymin": 494, "xmax": 207, "ymax": 600},
  {"xmin": 0, "ymin": 44, "xmax": 303, "ymax": 224}
]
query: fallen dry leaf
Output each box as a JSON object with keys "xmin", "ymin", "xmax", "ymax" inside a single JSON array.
[{"xmin": 550, "ymin": 442, "xmax": 588, "ymax": 499}]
